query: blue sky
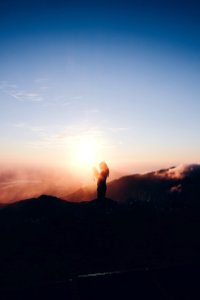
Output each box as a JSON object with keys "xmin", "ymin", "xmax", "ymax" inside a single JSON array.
[{"xmin": 0, "ymin": 0, "xmax": 200, "ymax": 174}]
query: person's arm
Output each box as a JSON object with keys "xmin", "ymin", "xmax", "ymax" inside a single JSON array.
[{"xmin": 93, "ymin": 167, "xmax": 99, "ymax": 179}]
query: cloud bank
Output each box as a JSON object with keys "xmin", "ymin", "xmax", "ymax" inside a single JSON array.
[{"xmin": 155, "ymin": 164, "xmax": 200, "ymax": 179}]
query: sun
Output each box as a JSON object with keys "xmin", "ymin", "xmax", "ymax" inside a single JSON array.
[
  {"xmin": 68, "ymin": 136, "xmax": 99, "ymax": 171},
  {"xmin": 78, "ymin": 139, "xmax": 96, "ymax": 167}
]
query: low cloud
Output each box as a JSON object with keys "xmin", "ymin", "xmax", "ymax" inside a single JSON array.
[{"xmin": 156, "ymin": 164, "xmax": 200, "ymax": 179}]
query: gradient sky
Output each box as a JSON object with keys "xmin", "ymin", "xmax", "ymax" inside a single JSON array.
[{"xmin": 0, "ymin": 0, "xmax": 200, "ymax": 175}]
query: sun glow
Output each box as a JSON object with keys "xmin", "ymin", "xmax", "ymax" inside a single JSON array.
[
  {"xmin": 68, "ymin": 136, "xmax": 100, "ymax": 173},
  {"xmin": 78, "ymin": 139, "xmax": 96, "ymax": 167}
]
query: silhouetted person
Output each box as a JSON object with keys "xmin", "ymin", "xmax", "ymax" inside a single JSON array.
[{"xmin": 93, "ymin": 162, "xmax": 109, "ymax": 200}]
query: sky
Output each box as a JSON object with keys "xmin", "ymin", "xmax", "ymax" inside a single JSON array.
[{"xmin": 0, "ymin": 0, "xmax": 200, "ymax": 177}]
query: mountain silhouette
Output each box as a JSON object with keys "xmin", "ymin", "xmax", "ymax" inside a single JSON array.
[{"xmin": 0, "ymin": 165, "xmax": 200, "ymax": 299}]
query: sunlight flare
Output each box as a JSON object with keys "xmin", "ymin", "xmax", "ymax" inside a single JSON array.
[
  {"xmin": 68, "ymin": 135, "xmax": 101, "ymax": 173},
  {"xmin": 77, "ymin": 138, "xmax": 97, "ymax": 167}
]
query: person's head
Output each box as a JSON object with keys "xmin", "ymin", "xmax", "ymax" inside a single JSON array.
[{"xmin": 99, "ymin": 161, "xmax": 109, "ymax": 176}]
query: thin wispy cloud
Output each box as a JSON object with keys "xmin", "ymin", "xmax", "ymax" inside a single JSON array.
[
  {"xmin": 11, "ymin": 91, "xmax": 43, "ymax": 102},
  {"xmin": 26, "ymin": 125, "xmax": 105, "ymax": 150},
  {"xmin": 0, "ymin": 80, "xmax": 43, "ymax": 102},
  {"xmin": 42, "ymin": 95, "xmax": 82, "ymax": 108},
  {"xmin": 34, "ymin": 77, "xmax": 49, "ymax": 84},
  {"xmin": 85, "ymin": 108, "xmax": 100, "ymax": 114},
  {"xmin": 13, "ymin": 122, "xmax": 46, "ymax": 136},
  {"xmin": 0, "ymin": 80, "xmax": 17, "ymax": 90},
  {"xmin": 70, "ymin": 95, "xmax": 82, "ymax": 100},
  {"xmin": 34, "ymin": 78, "xmax": 50, "ymax": 91},
  {"xmin": 39, "ymin": 86, "xmax": 49, "ymax": 91},
  {"xmin": 108, "ymin": 127, "xmax": 129, "ymax": 132},
  {"xmin": 28, "ymin": 135, "xmax": 67, "ymax": 149},
  {"xmin": 14, "ymin": 122, "xmax": 26, "ymax": 128},
  {"xmin": 12, "ymin": 116, "xmax": 120, "ymax": 155},
  {"xmin": 56, "ymin": 95, "xmax": 82, "ymax": 104},
  {"xmin": 56, "ymin": 130, "xmax": 103, "ymax": 142}
]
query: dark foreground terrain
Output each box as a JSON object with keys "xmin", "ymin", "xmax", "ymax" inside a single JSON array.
[{"xmin": 0, "ymin": 195, "xmax": 200, "ymax": 299}]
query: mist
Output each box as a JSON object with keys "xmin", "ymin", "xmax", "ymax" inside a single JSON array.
[{"xmin": 0, "ymin": 165, "xmax": 79, "ymax": 204}]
